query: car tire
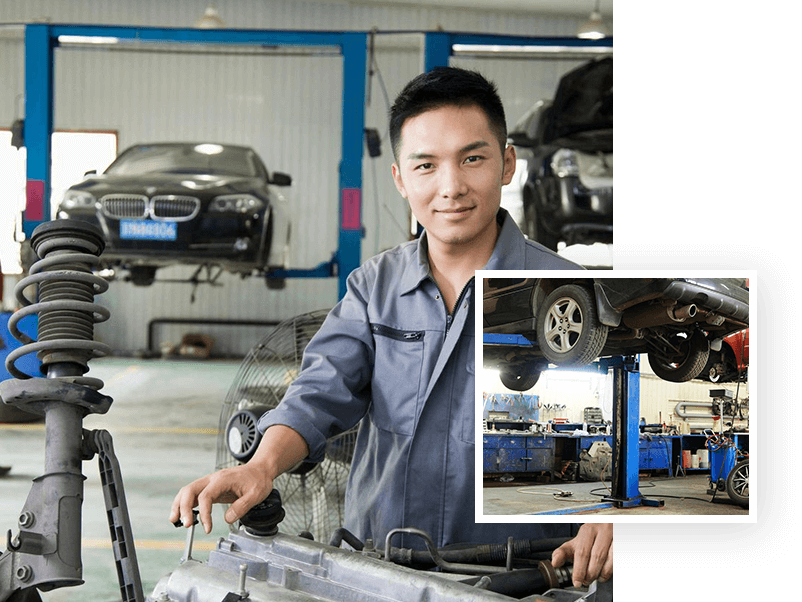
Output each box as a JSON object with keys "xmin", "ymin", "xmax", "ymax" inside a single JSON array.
[
  {"xmin": 524, "ymin": 191, "xmax": 559, "ymax": 251},
  {"xmin": 128, "ymin": 266, "xmax": 157, "ymax": 286},
  {"xmin": 536, "ymin": 284, "xmax": 608, "ymax": 366},
  {"xmin": 499, "ymin": 369, "xmax": 541, "ymax": 391},
  {"xmin": 726, "ymin": 459, "xmax": 749, "ymax": 507},
  {"xmin": 648, "ymin": 330, "xmax": 709, "ymax": 383}
]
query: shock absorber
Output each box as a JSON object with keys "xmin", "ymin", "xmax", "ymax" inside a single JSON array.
[
  {"xmin": 0, "ymin": 220, "xmax": 142, "ymax": 602},
  {"xmin": 5, "ymin": 219, "xmax": 110, "ymax": 386}
]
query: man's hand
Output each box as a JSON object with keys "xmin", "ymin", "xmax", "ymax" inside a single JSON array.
[
  {"xmin": 169, "ymin": 424, "xmax": 309, "ymax": 535},
  {"xmin": 169, "ymin": 463, "xmax": 274, "ymax": 534},
  {"xmin": 551, "ymin": 523, "xmax": 613, "ymax": 588}
]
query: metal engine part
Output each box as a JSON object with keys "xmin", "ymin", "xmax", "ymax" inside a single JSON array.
[
  {"xmin": 153, "ymin": 495, "xmax": 613, "ymax": 601},
  {"xmin": 148, "ymin": 522, "xmax": 611, "ymax": 602},
  {"xmin": 578, "ymin": 442, "xmax": 613, "ymax": 482}
]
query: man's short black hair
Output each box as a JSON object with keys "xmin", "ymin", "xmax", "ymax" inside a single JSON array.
[{"xmin": 389, "ymin": 66, "xmax": 507, "ymax": 161}]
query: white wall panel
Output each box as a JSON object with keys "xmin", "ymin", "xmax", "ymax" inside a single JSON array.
[{"xmin": 1, "ymin": 0, "xmax": 608, "ymax": 355}]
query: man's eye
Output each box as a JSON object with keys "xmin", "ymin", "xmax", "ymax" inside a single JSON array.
[
  {"xmin": 415, "ymin": 163, "xmax": 434, "ymax": 171},
  {"xmin": 465, "ymin": 155, "xmax": 484, "ymax": 164}
]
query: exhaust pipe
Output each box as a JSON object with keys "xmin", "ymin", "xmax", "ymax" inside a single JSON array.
[
  {"xmin": 623, "ymin": 303, "xmax": 697, "ymax": 330},
  {"xmin": 672, "ymin": 304, "xmax": 697, "ymax": 321}
]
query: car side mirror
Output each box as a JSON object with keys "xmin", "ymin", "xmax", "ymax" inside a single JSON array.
[
  {"xmin": 271, "ymin": 172, "xmax": 292, "ymax": 186},
  {"xmin": 84, "ymin": 169, "xmax": 97, "ymax": 177}
]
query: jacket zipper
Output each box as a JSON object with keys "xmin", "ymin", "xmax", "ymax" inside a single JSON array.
[
  {"xmin": 371, "ymin": 323, "xmax": 425, "ymax": 341},
  {"xmin": 443, "ymin": 276, "xmax": 474, "ymax": 335}
]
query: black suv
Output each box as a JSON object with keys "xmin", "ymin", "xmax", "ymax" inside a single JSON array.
[{"xmin": 505, "ymin": 57, "xmax": 612, "ymax": 251}]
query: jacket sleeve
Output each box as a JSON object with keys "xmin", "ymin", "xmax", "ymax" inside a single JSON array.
[{"xmin": 257, "ymin": 266, "xmax": 375, "ymax": 462}]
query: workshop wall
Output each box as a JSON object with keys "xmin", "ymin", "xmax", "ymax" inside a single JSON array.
[
  {"xmin": 638, "ymin": 372, "xmax": 749, "ymax": 432},
  {"xmin": 0, "ymin": 0, "xmax": 601, "ymax": 355},
  {"xmin": 488, "ymin": 365, "xmax": 750, "ymax": 430}
]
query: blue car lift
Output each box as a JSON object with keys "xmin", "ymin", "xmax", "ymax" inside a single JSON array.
[
  {"xmin": 21, "ymin": 24, "xmax": 367, "ymax": 299},
  {"xmin": 483, "ymin": 333, "xmax": 664, "ymax": 515},
  {"xmin": 22, "ymin": 27, "xmax": 611, "ymax": 299}
]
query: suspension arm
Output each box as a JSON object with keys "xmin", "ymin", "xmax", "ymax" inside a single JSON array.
[{"xmin": 83, "ymin": 429, "xmax": 144, "ymax": 602}]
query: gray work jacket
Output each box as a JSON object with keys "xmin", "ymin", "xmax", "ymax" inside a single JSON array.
[{"xmin": 259, "ymin": 210, "xmax": 582, "ymax": 547}]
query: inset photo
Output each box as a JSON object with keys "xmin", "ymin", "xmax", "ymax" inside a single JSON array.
[{"xmin": 477, "ymin": 272, "xmax": 753, "ymax": 522}]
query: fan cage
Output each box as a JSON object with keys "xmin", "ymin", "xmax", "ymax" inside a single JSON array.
[{"xmin": 215, "ymin": 309, "xmax": 359, "ymax": 540}]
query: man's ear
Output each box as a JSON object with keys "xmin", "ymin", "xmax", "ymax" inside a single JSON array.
[
  {"xmin": 392, "ymin": 163, "xmax": 408, "ymax": 199},
  {"xmin": 501, "ymin": 145, "xmax": 517, "ymax": 186}
]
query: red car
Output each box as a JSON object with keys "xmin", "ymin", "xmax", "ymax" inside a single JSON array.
[{"xmin": 702, "ymin": 328, "xmax": 749, "ymax": 382}]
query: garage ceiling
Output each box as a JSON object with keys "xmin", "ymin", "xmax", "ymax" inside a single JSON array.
[{"xmin": 340, "ymin": 0, "xmax": 613, "ymax": 18}]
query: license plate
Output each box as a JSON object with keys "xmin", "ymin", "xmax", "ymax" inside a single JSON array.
[{"xmin": 119, "ymin": 220, "xmax": 177, "ymax": 241}]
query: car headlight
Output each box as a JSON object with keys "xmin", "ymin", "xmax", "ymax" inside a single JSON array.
[
  {"xmin": 60, "ymin": 190, "xmax": 96, "ymax": 211},
  {"xmin": 550, "ymin": 149, "xmax": 580, "ymax": 178},
  {"xmin": 210, "ymin": 194, "xmax": 265, "ymax": 214}
]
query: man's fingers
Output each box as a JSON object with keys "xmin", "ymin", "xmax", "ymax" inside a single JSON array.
[
  {"xmin": 588, "ymin": 529, "xmax": 613, "ymax": 584},
  {"xmin": 551, "ymin": 544, "xmax": 569, "ymax": 568},
  {"xmin": 569, "ymin": 539, "xmax": 590, "ymax": 587},
  {"xmin": 168, "ymin": 475, "xmax": 215, "ymax": 530},
  {"xmin": 197, "ymin": 488, "xmax": 215, "ymax": 534},
  {"xmin": 599, "ymin": 542, "xmax": 613, "ymax": 582},
  {"xmin": 168, "ymin": 492, "xmax": 182, "ymax": 525},
  {"xmin": 224, "ymin": 485, "xmax": 268, "ymax": 524},
  {"xmin": 551, "ymin": 524, "xmax": 613, "ymax": 588},
  {"xmin": 576, "ymin": 525, "xmax": 612, "ymax": 586},
  {"xmin": 169, "ymin": 466, "xmax": 274, "ymax": 534},
  {"xmin": 171, "ymin": 484, "xmax": 200, "ymax": 528}
]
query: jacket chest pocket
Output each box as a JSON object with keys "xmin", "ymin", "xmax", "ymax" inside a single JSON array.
[{"xmin": 370, "ymin": 324, "xmax": 425, "ymax": 436}]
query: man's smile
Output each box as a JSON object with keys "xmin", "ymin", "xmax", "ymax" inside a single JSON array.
[{"xmin": 435, "ymin": 206, "xmax": 475, "ymax": 215}]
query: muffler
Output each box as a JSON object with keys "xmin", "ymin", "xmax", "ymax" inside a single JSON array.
[{"xmin": 623, "ymin": 302, "xmax": 697, "ymax": 330}]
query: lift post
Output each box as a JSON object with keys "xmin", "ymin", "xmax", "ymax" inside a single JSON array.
[
  {"xmin": 600, "ymin": 356, "xmax": 664, "ymax": 509},
  {"xmin": 482, "ymin": 334, "xmax": 664, "ymax": 514}
]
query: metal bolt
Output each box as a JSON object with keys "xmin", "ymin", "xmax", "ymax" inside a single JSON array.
[
  {"xmin": 237, "ymin": 563, "xmax": 250, "ymax": 598},
  {"xmin": 18, "ymin": 512, "xmax": 35, "ymax": 528},
  {"xmin": 16, "ymin": 565, "xmax": 33, "ymax": 582}
]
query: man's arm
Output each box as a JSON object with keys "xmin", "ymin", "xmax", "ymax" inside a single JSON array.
[{"xmin": 169, "ymin": 424, "xmax": 309, "ymax": 534}]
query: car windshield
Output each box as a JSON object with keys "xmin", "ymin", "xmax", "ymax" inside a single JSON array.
[{"xmin": 105, "ymin": 144, "xmax": 260, "ymax": 177}]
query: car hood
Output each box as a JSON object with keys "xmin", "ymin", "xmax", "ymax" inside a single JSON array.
[
  {"xmin": 541, "ymin": 57, "xmax": 612, "ymax": 152},
  {"xmin": 68, "ymin": 173, "xmax": 262, "ymax": 196}
]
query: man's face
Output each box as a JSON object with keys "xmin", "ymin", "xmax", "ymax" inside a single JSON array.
[{"xmin": 392, "ymin": 104, "xmax": 516, "ymax": 250}]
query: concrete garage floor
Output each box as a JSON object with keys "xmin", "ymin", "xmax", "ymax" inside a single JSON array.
[
  {"xmin": 483, "ymin": 474, "xmax": 749, "ymax": 516},
  {"xmin": 1, "ymin": 357, "xmax": 243, "ymax": 601}
]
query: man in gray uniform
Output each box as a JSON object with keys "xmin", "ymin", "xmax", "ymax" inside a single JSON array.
[{"xmin": 172, "ymin": 67, "xmax": 612, "ymax": 588}]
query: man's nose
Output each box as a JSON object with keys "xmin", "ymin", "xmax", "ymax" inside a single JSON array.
[{"xmin": 438, "ymin": 165, "xmax": 468, "ymax": 199}]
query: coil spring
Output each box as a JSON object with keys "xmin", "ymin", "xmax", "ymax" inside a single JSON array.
[{"xmin": 5, "ymin": 220, "xmax": 111, "ymax": 390}]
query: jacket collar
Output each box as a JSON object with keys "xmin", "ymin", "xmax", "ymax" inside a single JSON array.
[
  {"xmin": 484, "ymin": 207, "xmax": 526, "ymax": 270},
  {"xmin": 398, "ymin": 208, "xmax": 523, "ymax": 295}
]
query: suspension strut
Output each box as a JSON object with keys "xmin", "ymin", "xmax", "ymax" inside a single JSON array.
[{"xmin": 0, "ymin": 220, "xmax": 143, "ymax": 602}]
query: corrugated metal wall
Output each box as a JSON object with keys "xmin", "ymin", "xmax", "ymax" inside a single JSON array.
[{"xmin": 0, "ymin": 0, "xmax": 604, "ymax": 356}]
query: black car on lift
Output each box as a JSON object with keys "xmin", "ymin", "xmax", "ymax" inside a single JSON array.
[
  {"xmin": 505, "ymin": 57, "xmax": 612, "ymax": 251},
  {"xmin": 56, "ymin": 142, "xmax": 292, "ymax": 286},
  {"xmin": 483, "ymin": 277, "xmax": 749, "ymax": 390}
]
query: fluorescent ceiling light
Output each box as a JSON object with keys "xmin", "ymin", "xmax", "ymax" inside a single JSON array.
[
  {"xmin": 452, "ymin": 44, "xmax": 611, "ymax": 59},
  {"xmin": 58, "ymin": 35, "xmax": 120, "ymax": 45}
]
